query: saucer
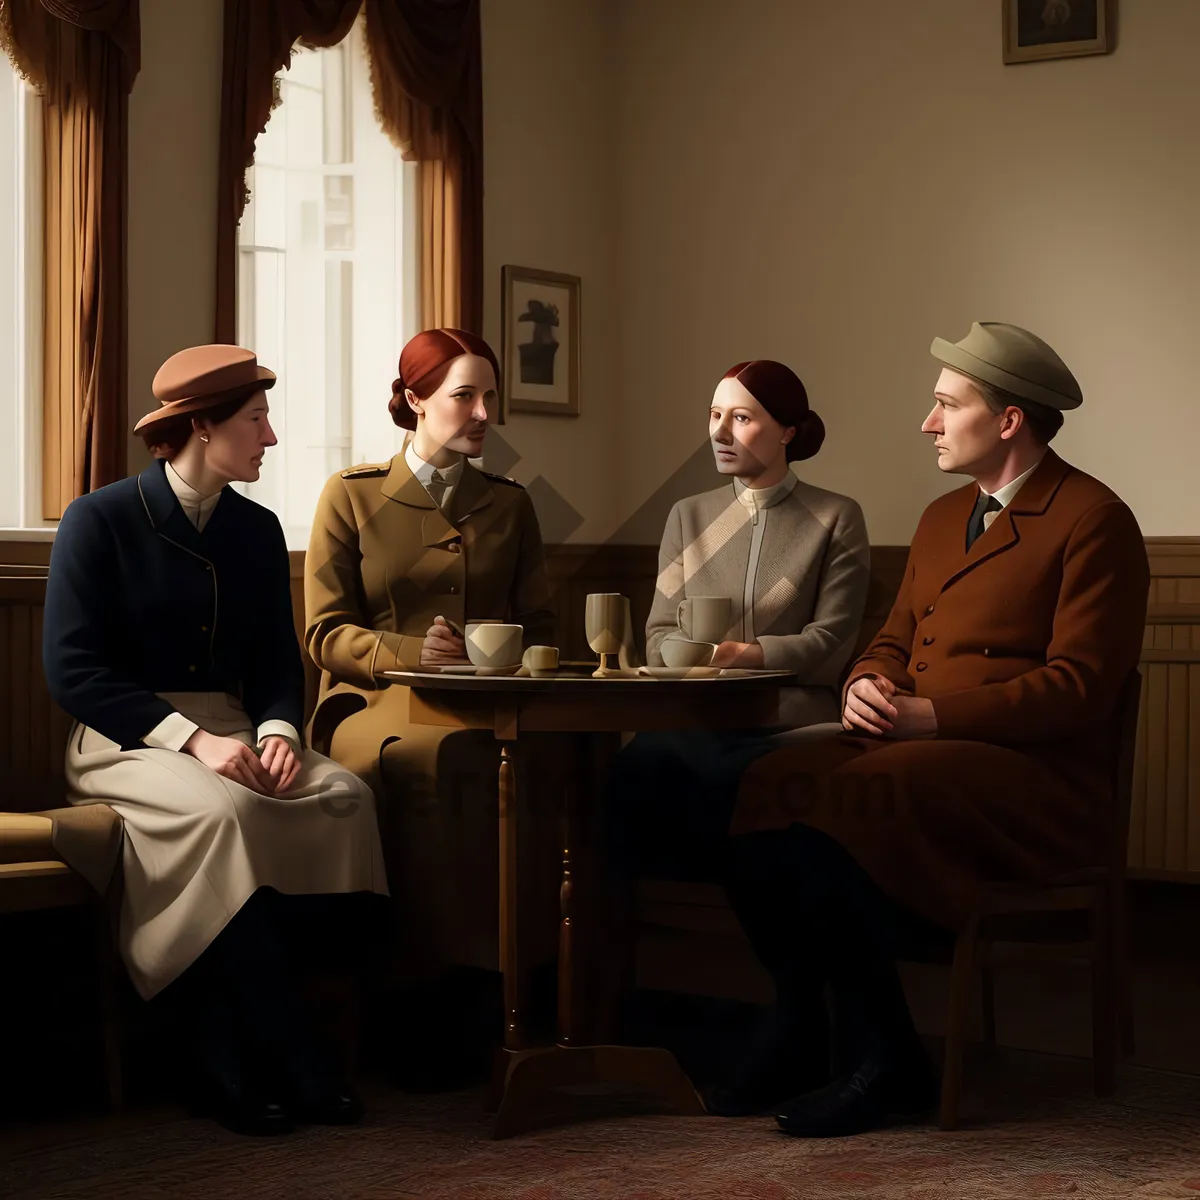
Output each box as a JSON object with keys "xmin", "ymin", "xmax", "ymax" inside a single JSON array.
[
  {"xmin": 439, "ymin": 664, "xmax": 522, "ymax": 676},
  {"xmin": 637, "ymin": 665, "xmax": 722, "ymax": 679}
]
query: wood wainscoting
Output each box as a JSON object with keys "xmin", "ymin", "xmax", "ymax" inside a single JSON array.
[
  {"xmin": 5, "ymin": 537, "xmax": 1198, "ymax": 879},
  {"xmin": 1134, "ymin": 540, "xmax": 1200, "ymax": 880}
]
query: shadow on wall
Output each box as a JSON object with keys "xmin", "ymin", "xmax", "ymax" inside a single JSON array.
[{"xmin": 486, "ymin": 425, "xmax": 721, "ymax": 549}]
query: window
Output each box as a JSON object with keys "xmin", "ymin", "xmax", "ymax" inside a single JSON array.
[
  {"xmin": 236, "ymin": 19, "xmax": 419, "ymax": 547},
  {"xmin": 0, "ymin": 56, "xmax": 45, "ymax": 533}
]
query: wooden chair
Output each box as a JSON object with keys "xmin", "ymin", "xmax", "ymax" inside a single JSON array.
[
  {"xmin": 936, "ymin": 668, "xmax": 1142, "ymax": 1130},
  {"xmin": 0, "ymin": 574, "xmax": 126, "ymax": 1108}
]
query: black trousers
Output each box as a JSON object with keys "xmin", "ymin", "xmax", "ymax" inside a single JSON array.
[
  {"xmin": 726, "ymin": 823, "xmax": 949, "ymax": 1068},
  {"xmin": 603, "ymin": 730, "xmax": 781, "ymax": 884}
]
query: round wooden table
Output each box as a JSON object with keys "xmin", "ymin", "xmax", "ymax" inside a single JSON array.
[{"xmin": 383, "ymin": 664, "xmax": 796, "ymax": 1137}]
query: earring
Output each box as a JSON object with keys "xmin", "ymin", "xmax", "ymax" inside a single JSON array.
[{"xmin": 200, "ymin": 434, "xmax": 209, "ymax": 443}]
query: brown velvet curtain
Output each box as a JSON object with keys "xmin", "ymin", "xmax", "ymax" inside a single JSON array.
[
  {"xmin": 0, "ymin": 0, "xmax": 139, "ymax": 517},
  {"xmin": 215, "ymin": 0, "xmax": 482, "ymax": 344}
]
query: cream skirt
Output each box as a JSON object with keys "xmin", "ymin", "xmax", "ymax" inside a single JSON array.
[{"xmin": 66, "ymin": 692, "xmax": 389, "ymax": 1000}]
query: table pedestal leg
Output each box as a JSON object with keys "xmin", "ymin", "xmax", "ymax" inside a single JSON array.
[{"xmin": 488, "ymin": 733, "xmax": 705, "ymax": 1138}]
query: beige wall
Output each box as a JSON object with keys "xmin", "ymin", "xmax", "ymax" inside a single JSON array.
[
  {"xmin": 125, "ymin": 1, "xmax": 1198, "ymax": 546},
  {"xmin": 480, "ymin": 0, "xmax": 619, "ymax": 543},
  {"xmin": 613, "ymin": 0, "xmax": 1200, "ymax": 544},
  {"xmin": 126, "ymin": 0, "xmax": 223, "ymax": 475}
]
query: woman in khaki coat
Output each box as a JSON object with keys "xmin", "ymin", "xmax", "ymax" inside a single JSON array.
[{"xmin": 304, "ymin": 328, "xmax": 555, "ymax": 988}]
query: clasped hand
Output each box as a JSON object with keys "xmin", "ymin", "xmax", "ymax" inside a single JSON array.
[
  {"xmin": 841, "ymin": 675, "xmax": 937, "ymax": 739},
  {"xmin": 183, "ymin": 730, "xmax": 300, "ymax": 794}
]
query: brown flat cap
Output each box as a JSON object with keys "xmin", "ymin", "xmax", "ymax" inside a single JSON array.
[
  {"xmin": 930, "ymin": 322, "xmax": 1082, "ymax": 411},
  {"xmin": 133, "ymin": 345, "xmax": 276, "ymax": 433}
]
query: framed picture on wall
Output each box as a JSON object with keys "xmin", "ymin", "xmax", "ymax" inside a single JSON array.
[
  {"xmin": 500, "ymin": 265, "xmax": 581, "ymax": 417},
  {"xmin": 1003, "ymin": 0, "xmax": 1112, "ymax": 64}
]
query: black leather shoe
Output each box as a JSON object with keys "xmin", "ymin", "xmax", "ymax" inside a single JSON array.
[
  {"xmin": 188, "ymin": 1071, "xmax": 294, "ymax": 1137},
  {"xmin": 704, "ymin": 1009, "xmax": 831, "ymax": 1118},
  {"xmin": 294, "ymin": 1084, "xmax": 365, "ymax": 1126},
  {"xmin": 280, "ymin": 1054, "xmax": 365, "ymax": 1125},
  {"xmin": 774, "ymin": 1053, "xmax": 938, "ymax": 1138}
]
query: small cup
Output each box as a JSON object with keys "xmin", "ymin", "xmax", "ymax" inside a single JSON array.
[
  {"xmin": 522, "ymin": 645, "xmax": 560, "ymax": 675},
  {"xmin": 661, "ymin": 638, "xmax": 716, "ymax": 668},
  {"xmin": 465, "ymin": 622, "xmax": 524, "ymax": 669}
]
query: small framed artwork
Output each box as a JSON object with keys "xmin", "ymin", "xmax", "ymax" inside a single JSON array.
[
  {"xmin": 1003, "ymin": 0, "xmax": 1112, "ymax": 64},
  {"xmin": 500, "ymin": 265, "xmax": 581, "ymax": 417}
]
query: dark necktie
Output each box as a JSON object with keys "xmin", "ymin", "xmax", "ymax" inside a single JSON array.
[
  {"xmin": 966, "ymin": 493, "xmax": 1002, "ymax": 551},
  {"xmin": 426, "ymin": 469, "xmax": 450, "ymax": 509}
]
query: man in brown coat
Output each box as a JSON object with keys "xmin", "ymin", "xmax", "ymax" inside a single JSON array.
[{"xmin": 712, "ymin": 322, "xmax": 1150, "ymax": 1137}]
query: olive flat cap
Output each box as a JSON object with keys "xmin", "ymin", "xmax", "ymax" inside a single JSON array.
[{"xmin": 930, "ymin": 322, "xmax": 1082, "ymax": 411}]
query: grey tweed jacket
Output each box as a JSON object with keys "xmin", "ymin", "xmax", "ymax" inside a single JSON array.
[{"xmin": 646, "ymin": 474, "xmax": 870, "ymax": 729}]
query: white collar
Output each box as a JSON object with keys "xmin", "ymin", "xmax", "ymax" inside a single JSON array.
[
  {"xmin": 733, "ymin": 470, "xmax": 797, "ymax": 513},
  {"xmin": 164, "ymin": 459, "xmax": 223, "ymax": 530},
  {"xmin": 982, "ymin": 452, "xmax": 1046, "ymax": 510},
  {"xmin": 405, "ymin": 439, "xmax": 465, "ymax": 487}
]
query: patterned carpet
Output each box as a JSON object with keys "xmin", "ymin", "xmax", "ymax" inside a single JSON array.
[{"xmin": 2, "ymin": 1050, "xmax": 1199, "ymax": 1199}]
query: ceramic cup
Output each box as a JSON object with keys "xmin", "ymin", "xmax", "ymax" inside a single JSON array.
[
  {"xmin": 676, "ymin": 596, "xmax": 731, "ymax": 644},
  {"xmin": 521, "ymin": 645, "xmax": 560, "ymax": 674},
  {"xmin": 661, "ymin": 638, "xmax": 717, "ymax": 668},
  {"xmin": 465, "ymin": 622, "xmax": 524, "ymax": 669}
]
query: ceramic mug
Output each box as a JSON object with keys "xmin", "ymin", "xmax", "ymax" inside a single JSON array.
[
  {"xmin": 465, "ymin": 622, "xmax": 524, "ymax": 669},
  {"xmin": 676, "ymin": 596, "xmax": 731, "ymax": 644}
]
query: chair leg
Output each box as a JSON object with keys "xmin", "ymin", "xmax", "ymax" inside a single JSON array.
[
  {"xmin": 939, "ymin": 920, "xmax": 977, "ymax": 1131},
  {"xmin": 1092, "ymin": 893, "xmax": 1116, "ymax": 1097},
  {"xmin": 1111, "ymin": 884, "xmax": 1136, "ymax": 1057},
  {"xmin": 980, "ymin": 944, "xmax": 997, "ymax": 1055},
  {"xmin": 94, "ymin": 902, "xmax": 124, "ymax": 1110}
]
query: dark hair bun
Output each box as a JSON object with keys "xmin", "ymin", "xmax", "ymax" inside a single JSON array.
[{"xmin": 786, "ymin": 409, "xmax": 825, "ymax": 462}]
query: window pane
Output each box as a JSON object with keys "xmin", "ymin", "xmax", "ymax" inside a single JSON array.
[
  {"xmin": 237, "ymin": 23, "xmax": 414, "ymax": 545},
  {"xmin": 283, "ymin": 80, "xmax": 323, "ymax": 170},
  {"xmin": 251, "ymin": 164, "xmax": 287, "ymax": 249},
  {"xmin": 322, "ymin": 41, "xmax": 351, "ymax": 165},
  {"xmin": 324, "ymin": 174, "xmax": 353, "ymax": 250}
]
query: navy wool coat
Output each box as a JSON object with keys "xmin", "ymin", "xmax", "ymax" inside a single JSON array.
[{"xmin": 43, "ymin": 459, "xmax": 305, "ymax": 751}]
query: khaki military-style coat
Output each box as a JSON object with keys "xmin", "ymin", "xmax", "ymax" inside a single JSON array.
[
  {"xmin": 733, "ymin": 451, "xmax": 1151, "ymax": 930},
  {"xmin": 304, "ymin": 451, "xmax": 556, "ymax": 976}
]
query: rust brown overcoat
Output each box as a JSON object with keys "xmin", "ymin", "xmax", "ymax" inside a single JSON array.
[
  {"xmin": 732, "ymin": 451, "xmax": 1150, "ymax": 929},
  {"xmin": 304, "ymin": 452, "xmax": 557, "ymax": 977}
]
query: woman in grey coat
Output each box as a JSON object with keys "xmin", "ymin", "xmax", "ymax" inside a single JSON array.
[{"xmin": 605, "ymin": 359, "xmax": 869, "ymax": 1104}]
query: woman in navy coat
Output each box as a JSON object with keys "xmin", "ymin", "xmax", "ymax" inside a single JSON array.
[{"xmin": 43, "ymin": 345, "xmax": 388, "ymax": 1135}]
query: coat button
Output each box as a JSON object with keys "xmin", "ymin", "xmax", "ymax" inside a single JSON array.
[{"xmin": 915, "ymin": 662, "xmax": 928, "ymax": 671}]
